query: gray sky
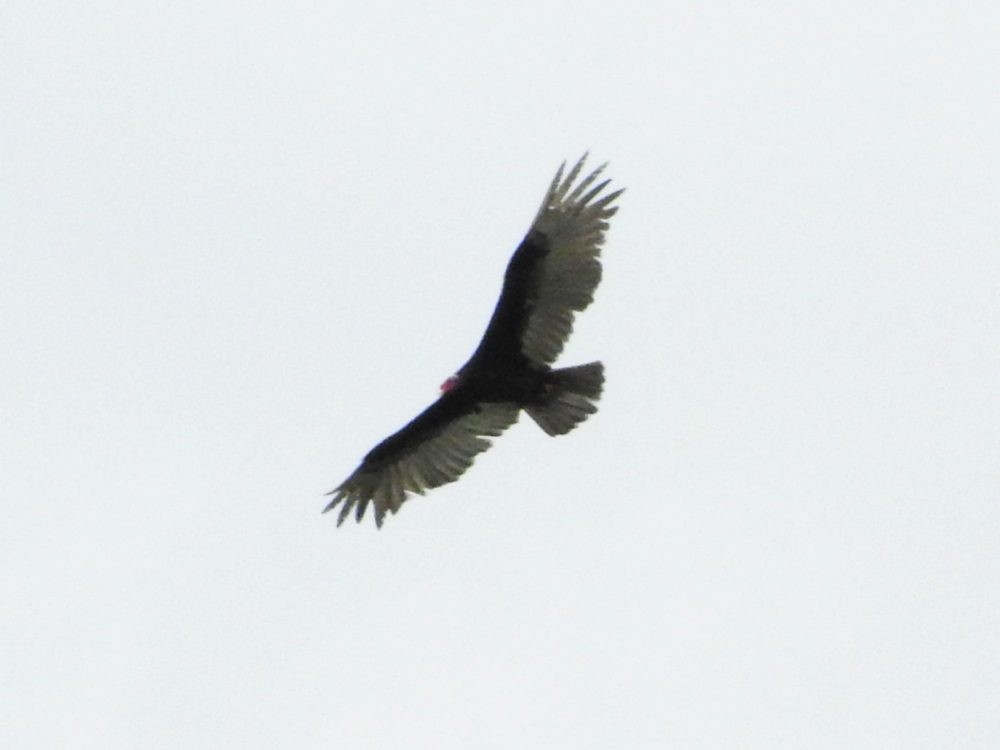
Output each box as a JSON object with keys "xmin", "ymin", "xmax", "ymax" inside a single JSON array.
[{"xmin": 3, "ymin": 2, "xmax": 999, "ymax": 748}]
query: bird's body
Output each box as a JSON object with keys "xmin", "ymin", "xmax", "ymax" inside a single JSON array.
[{"xmin": 326, "ymin": 155, "xmax": 622, "ymax": 526}]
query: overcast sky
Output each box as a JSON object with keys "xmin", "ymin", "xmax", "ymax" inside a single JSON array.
[{"xmin": 3, "ymin": 2, "xmax": 999, "ymax": 748}]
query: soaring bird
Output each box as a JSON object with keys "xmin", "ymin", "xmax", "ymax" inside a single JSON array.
[{"xmin": 326, "ymin": 155, "xmax": 622, "ymax": 526}]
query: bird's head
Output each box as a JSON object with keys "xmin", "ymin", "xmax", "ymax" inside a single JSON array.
[{"xmin": 440, "ymin": 375, "xmax": 459, "ymax": 393}]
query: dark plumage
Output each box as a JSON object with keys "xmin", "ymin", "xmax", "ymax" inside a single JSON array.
[{"xmin": 325, "ymin": 155, "xmax": 622, "ymax": 526}]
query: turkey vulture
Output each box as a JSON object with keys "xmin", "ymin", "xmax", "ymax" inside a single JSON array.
[{"xmin": 325, "ymin": 154, "xmax": 622, "ymax": 526}]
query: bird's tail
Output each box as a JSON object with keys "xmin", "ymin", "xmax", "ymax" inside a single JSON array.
[{"xmin": 525, "ymin": 361, "xmax": 604, "ymax": 436}]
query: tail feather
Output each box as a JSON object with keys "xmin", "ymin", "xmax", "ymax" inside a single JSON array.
[{"xmin": 525, "ymin": 361, "xmax": 604, "ymax": 436}]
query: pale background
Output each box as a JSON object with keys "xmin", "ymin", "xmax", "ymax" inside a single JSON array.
[{"xmin": 3, "ymin": 2, "xmax": 998, "ymax": 748}]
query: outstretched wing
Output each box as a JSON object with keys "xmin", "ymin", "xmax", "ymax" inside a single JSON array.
[
  {"xmin": 520, "ymin": 155, "xmax": 623, "ymax": 365},
  {"xmin": 325, "ymin": 394, "xmax": 520, "ymax": 527},
  {"xmin": 467, "ymin": 155, "xmax": 623, "ymax": 369}
]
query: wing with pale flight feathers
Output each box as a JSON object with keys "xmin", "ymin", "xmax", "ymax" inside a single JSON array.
[{"xmin": 324, "ymin": 395, "xmax": 519, "ymax": 527}]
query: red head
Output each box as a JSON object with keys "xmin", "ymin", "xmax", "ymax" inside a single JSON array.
[{"xmin": 440, "ymin": 375, "xmax": 459, "ymax": 393}]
